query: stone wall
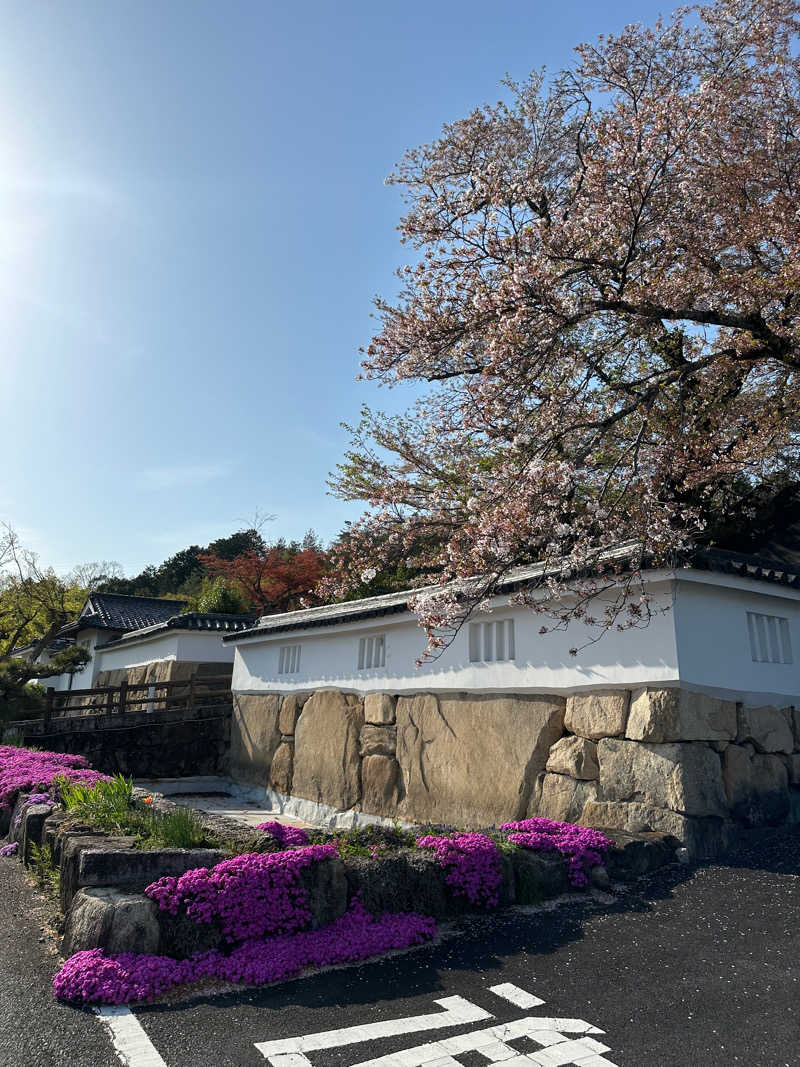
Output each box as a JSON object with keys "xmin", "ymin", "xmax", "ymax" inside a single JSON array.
[
  {"xmin": 231, "ymin": 686, "xmax": 800, "ymax": 857},
  {"xmin": 95, "ymin": 659, "xmax": 233, "ymax": 689},
  {"xmin": 15, "ymin": 705, "xmax": 230, "ymax": 779}
]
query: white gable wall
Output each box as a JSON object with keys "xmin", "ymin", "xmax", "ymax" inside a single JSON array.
[
  {"xmin": 232, "ymin": 578, "xmax": 680, "ymax": 697},
  {"xmin": 37, "ymin": 628, "xmax": 106, "ymax": 691},
  {"xmin": 232, "ymin": 570, "xmax": 800, "ymax": 705},
  {"xmin": 673, "ymin": 572, "xmax": 800, "ymax": 704},
  {"xmin": 94, "ymin": 630, "xmax": 236, "ymax": 673}
]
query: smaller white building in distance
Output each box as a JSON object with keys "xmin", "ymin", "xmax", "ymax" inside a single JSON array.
[
  {"xmin": 226, "ymin": 549, "xmax": 800, "ymax": 708},
  {"xmin": 26, "ymin": 592, "xmax": 253, "ymax": 690}
]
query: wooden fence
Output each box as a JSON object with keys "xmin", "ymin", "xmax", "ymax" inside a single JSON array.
[{"xmin": 43, "ymin": 674, "xmax": 232, "ymax": 729}]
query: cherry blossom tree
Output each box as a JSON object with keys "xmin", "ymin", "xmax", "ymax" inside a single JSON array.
[{"xmin": 325, "ymin": 0, "xmax": 800, "ymax": 657}]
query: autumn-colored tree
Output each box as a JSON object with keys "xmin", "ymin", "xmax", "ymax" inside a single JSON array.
[
  {"xmin": 326, "ymin": 0, "xmax": 800, "ymax": 656},
  {"xmin": 200, "ymin": 538, "xmax": 326, "ymax": 614}
]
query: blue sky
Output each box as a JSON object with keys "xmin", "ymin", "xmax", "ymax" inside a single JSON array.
[{"xmin": 0, "ymin": 0, "xmax": 661, "ymax": 576}]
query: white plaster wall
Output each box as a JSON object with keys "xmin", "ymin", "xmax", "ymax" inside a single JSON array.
[
  {"xmin": 94, "ymin": 631, "xmax": 235, "ymax": 673},
  {"xmin": 232, "ymin": 580, "xmax": 680, "ymax": 696},
  {"xmin": 37, "ymin": 629, "xmax": 104, "ymax": 691},
  {"xmin": 673, "ymin": 574, "xmax": 800, "ymax": 705},
  {"xmin": 94, "ymin": 633, "xmax": 181, "ymax": 673}
]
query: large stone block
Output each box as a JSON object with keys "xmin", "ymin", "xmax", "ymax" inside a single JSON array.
[
  {"xmin": 396, "ymin": 692, "xmax": 565, "ymax": 826},
  {"xmin": 268, "ymin": 741, "xmax": 294, "ymax": 795},
  {"xmin": 736, "ymin": 705, "xmax": 794, "ymax": 755},
  {"xmin": 602, "ymin": 830, "xmax": 679, "ymax": 881},
  {"xmin": 359, "ymin": 724, "xmax": 397, "ymax": 758},
  {"xmin": 62, "ymin": 839, "xmax": 225, "ymax": 912},
  {"xmin": 511, "ymin": 849, "xmax": 569, "ymax": 902},
  {"xmin": 292, "ymin": 689, "xmax": 364, "ymax": 810},
  {"xmin": 597, "ymin": 738, "xmax": 728, "ymax": 817},
  {"xmin": 364, "ymin": 693, "xmax": 396, "ymax": 725},
  {"xmin": 723, "ymin": 744, "xmax": 790, "ymax": 826},
  {"xmin": 361, "ymin": 755, "xmax": 401, "ymax": 815},
  {"xmin": 626, "ymin": 688, "xmax": 736, "ymax": 743},
  {"xmin": 546, "ymin": 736, "xmax": 599, "ymax": 780},
  {"xmin": 792, "ymin": 706, "xmax": 800, "ymax": 751},
  {"xmin": 230, "ymin": 693, "xmax": 282, "ymax": 786},
  {"xmin": 565, "ymin": 691, "xmax": 629, "ymax": 740},
  {"xmin": 279, "ymin": 693, "xmax": 309, "ymax": 736},
  {"xmin": 581, "ymin": 800, "xmax": 734, "ymax": 860},
  {"xmin": 21, "ymin": 803, "xmax": 53, "ymax": 864},
  {"xmin": 62, "ymin": 888, "xmax": 160, "ymax": 957},
  {"xmin": 532, "ymin": 772, "xmax": 598, "ymax": 823}
]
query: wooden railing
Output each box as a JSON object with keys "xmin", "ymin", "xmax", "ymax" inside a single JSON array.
[{"xmin": 43, "ymin": 674, "xmax": 232, "ymax": 729}]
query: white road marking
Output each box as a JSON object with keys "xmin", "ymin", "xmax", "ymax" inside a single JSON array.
[
  {"xmin": 254, "ymin": 995, "xmax": 492, "ymax": 1060},
  {"xmin": 489, "ymin": 983, "xmax": 545, "ymax": 1009},
  {"xmin": 94, "ymin": 1006, "xmax": 168, "ymax": 1067},
  {"xmin": 347, "ymin": 1017, "xmax": 613, "ymax": 1067}
]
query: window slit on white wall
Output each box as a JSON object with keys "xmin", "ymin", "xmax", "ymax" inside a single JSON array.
[
  {"xmin": 278, "ymin": 644, "xmax": 302, "ymax": 674},
  {"xmin": 358, "ymin": 634, "xmax": 386, "ymax": 670},
  {"xmin": 746, "ymin": 611, "xmax": 793, "ymax": 664},
  {"xmin": 469, "ymin": 619, "xmax": 515, "ymax": 663}
]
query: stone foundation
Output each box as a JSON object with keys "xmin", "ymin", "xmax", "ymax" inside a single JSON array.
[
  {"xmin": 95, "ymin": 659, "xmax": 232, "ymax": 691},
  {"xmin": 231, "ymin": 686, "xmax": 800, "ymax": 857}
]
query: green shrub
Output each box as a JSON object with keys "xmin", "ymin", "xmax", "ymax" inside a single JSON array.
[
  {"xmin": 1, "ymin": 728, "xmax": 26, "ymax": 747},
  {"xmin": 29, "ymin": 842, "xmax": 60, "ymax": 896},
  {"xmin": 57, "ymin": 774, "xmax": 142, "ymax": 835},
  {"xmin": 141, "ymin": 806, "xmax": 211, "ymax": 850}
]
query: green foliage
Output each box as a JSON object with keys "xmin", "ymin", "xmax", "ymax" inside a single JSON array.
[
  {"xmin": 141, "ymin": 806, "xmax": 210, "ymax": 850},
  {"xmin": 57, "ymin": 775, "xmax": 214, "ymax": 849},
  {"xmin": 698, "ymin": 473, "xmax": 800, "ymax": 559},
  {"xmin": 29, "ymin": 842, "xmax": 60, "ymax": 896},
  {"xmin": 1, "ymin": 727, "xmax": 25, "ymax": 746},
  {"xmin": 58, "ymin": 773, "xmax": 136, "ymax": 833},
  {"xmin": 196, "ymin": 576, "xmax": 250, "ymax": 615},
  {"xmin": 0, "ymin": 659, "xmax": 45, "ymax": 724},
  {"xmin": 308, "ymin": 823, "xmax": 417, "ymax": 857}
]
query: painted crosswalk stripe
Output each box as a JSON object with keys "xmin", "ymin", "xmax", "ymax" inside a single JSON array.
[
  {"xmin": 489, "ymin": 983, "xmax": 545, "ymax": 1009},
  {"xmin": 95, "ymin": 1006, "xmax": 168, "ymax": 1067},
  {"xmin": 254, "ymin": 995, "xmax": 492, "ymax": 1059}
]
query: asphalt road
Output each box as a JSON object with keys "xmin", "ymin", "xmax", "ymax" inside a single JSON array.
[{"xmin": 1, "ymin": 828, "xmax": 798, "ymax": 1066}]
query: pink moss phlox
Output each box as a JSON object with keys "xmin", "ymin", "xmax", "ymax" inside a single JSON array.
[
  {"xmin": 145, "ymin": 844, "xmax": 338, "ymax": 942},
  {"xmin": 0, "ymin": 841, "xmax": 18, "ymax": 857},
  {"xmin": 0, "ymin": 745, "xmax": 108, "ymax": 811},
  {"xmin": 12, "ymin": 792, "xmax": 57, "ymax": 830},
  {"xmin": 501, "ymin": 817, "xmax": 611, "ymax": 888},
  {"xmin": 52, "ymin": 897, "xmax": 437, "ymax": 1005},
  {"xmin": 416, "ymin": 832, "xmax": 502, "ymax": 908},
  {"xmin": 254, "ymin": 820, "xmax": 309, "ymax": 847}
]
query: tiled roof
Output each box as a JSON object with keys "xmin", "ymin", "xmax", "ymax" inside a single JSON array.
[
  {"xmin": 96, "ymin": 612, "xmax": 257, "ymax": 650},
  {"xmin": 60, "ymin": 593, "xmax": 188, "ymax": 635},
  {"xmin": 224, "ymin": 544, "xmax": 800, "ymax": 643}
]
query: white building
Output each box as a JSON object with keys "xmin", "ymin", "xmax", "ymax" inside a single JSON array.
[
  {"xmin": 32, "ymin": 592, "xmax": 189, "ymax": 690},
  {"xmin": 93, "ymin": 611, "xmax": 254, "ymax": 683},
  {"xmin": 227, "ymin": 549, "xmax": 800, "ymax": 708}
]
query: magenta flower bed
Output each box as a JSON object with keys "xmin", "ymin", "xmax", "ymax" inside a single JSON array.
[
  {"xmin": 0, "ymin": 745, "xmax": 108, "ymax": 812},
  {"xmin": 254, "ymin": 820, "xmax": 309, "ymax": 847},
  {"xmin": 0, "ymin": 841, "xmax": 18, "ymax": 857},
  {"xmin": 145, "ymin": 844, "xmax": 339, "ymax": 942},
  {"xmin": 417, "ymin": 832, "xmax": 503, "ymax": 908},
  {"xmin": 500, "ymin": 817, "xmax": 610, "ymax": 887},
  {"xmin": 53, "ymin": 897, "xmax": 436, "ymax": 1005}
]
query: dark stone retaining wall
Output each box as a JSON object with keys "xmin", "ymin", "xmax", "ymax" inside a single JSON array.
[
  {"xmin": 6, "ymin": 787, "xmax": 680, "ymax": 959},
  {"xmin": 9, "ymin": 706, "xmax": 230, "ymax": 779}
]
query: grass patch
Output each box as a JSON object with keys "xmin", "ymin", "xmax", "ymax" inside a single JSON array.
[
  {"xmin": 56, "ymin": 774, "xmax": 216, "ymax": 849},
  {"xmin": 29, "ymin": 842, "xmax": 60, "ymax": 897}
]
